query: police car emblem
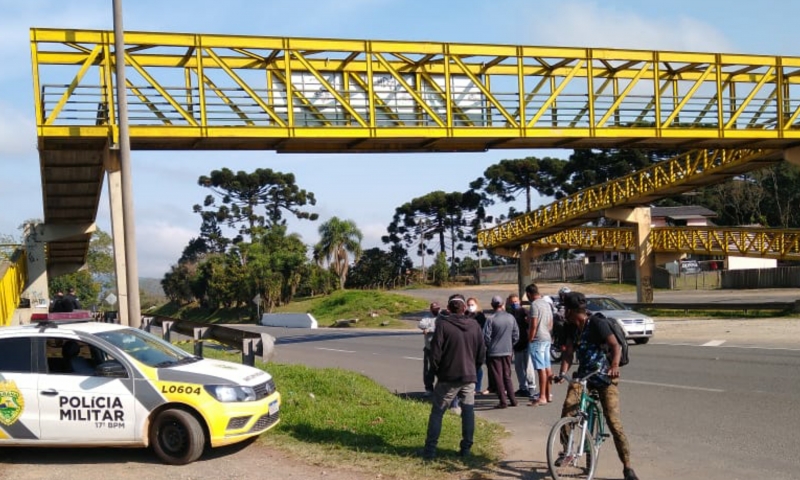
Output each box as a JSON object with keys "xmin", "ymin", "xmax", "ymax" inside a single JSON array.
[{"xmin": 0, "ymin": 380, "xmax": 24, "ymax": 426}]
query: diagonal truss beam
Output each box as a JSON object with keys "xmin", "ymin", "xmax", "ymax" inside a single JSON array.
[
  {"xmin": 478, "ymin": 148, "xmax": 780, "ymax": 249},
  {"xmin": 528, "ymin": 226, "xmax": 800, "ymax": 260}
]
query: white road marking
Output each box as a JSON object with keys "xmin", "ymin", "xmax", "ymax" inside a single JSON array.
[
  {"xmin": 653, "ymin": 341, "xmax": 800, "ymax": 352},
  {"xmin": 702, "ymin": 340, "xmax": 727, "ymax": 347},
  {"xmin": 403, "ymin": 356, "xmax": 424, "ymax": 361},
  {"xmin": 316, "ymin": 347, "xmax": 356, "ymax": 353},
  {"xmin": 621, "ymin": 379, "xmax": 725, "ymax": 393}
]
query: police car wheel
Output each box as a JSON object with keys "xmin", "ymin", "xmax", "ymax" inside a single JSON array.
[{"xmin": 150, "ymin": 409, "xmax": 205, "ymax": 465}]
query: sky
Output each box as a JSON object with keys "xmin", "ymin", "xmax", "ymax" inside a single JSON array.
[{"xmin": 2, "ymin": 0, "xmax": 799, "ymax": 278}]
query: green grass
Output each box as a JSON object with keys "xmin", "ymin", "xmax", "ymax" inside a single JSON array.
[
  {"xmin": 640, "ymin": 308, "xmax": 790, "ymax": 318},
  {"xmin": 276, "ymin": 290, "xmax": 428, "ymax": 328},
  {"xmin": 198, "ymin": 348, "xmax": 506, "ymax": 479},
  {"xmin": 150, "ymin": 302, "xmax": 253, "ymax": 324},
  {"xmin": 152, "ymin": 290, "xmax": 429, "ymax": 328}
]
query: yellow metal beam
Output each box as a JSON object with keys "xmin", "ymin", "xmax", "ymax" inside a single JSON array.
[
  {"xmin": 478, "ymin": 148, "xmax": 780, "ymax": 249},
  {"xmin": 529, "ymin": 226, "xmax": 800, "ymax": 261},
  {"xmin": 29, "ymin": 28, "xmax": 800, "ymax": 147}
]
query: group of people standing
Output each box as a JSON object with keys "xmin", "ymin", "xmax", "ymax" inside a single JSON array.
[
  {"xmin": 417, "ymin": 286, "xmax": 639, "ymax": 480},
  {"xmin": 50, "ymin": 287, "xmax": 81, "ymax": 312}
]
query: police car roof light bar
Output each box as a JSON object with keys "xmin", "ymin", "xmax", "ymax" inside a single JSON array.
[{"xmin": 30, "ymin": 311, "xmax": 94, "ymax": 328}]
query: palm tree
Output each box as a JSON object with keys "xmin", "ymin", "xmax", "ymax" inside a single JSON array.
[{"xmin": 313, "ymin": 217, "xmax": 363, "ymax": 289}]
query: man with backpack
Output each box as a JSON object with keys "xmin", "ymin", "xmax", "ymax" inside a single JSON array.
[{"xmin": 554, "ymin": 291, "xmax": 639, "ymax": 480}]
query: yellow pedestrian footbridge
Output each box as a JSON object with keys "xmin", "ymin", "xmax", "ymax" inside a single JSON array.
[
  {"xmin": 528, "ymin": 226, "xmax": 800, "ymax": 260},
  {"xmin": 22, "ymin": 28, "xmax": 800, "ymax": 305}
]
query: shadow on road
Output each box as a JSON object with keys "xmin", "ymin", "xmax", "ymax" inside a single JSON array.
[
  {"xmin": 0, "ymin": 438, "xmax": 257, "ymax": 466},
  {"xmin": 274, "ymin": 330, "xmax": 417, "ymax": 345}
]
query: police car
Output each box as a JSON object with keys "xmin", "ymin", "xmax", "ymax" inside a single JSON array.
[{"xmin": 0, "ymin": 312, "xmax": 281, "ymax": 464}]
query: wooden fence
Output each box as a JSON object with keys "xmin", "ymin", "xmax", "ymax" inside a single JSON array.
[{"xmin": 721, "ymin": 266, "xmax": 800, "ymax": 289}]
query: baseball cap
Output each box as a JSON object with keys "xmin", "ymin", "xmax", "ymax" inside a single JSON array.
[{"xmin": 490, "ymin": 295, "xmax": 504, "ymax": 306}]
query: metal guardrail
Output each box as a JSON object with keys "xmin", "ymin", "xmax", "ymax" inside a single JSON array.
[
  {"xmin": 141, "ymin": 315, "xmax": 275, "ymax": 366},
  {"xmin": 626, "ymin": 301, "xmax": 800, "ymax": 314}
]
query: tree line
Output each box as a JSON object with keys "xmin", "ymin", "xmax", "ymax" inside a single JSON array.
[{"xmin": 6, "ymin": 148, "xmax": 789, "ymax": 313}]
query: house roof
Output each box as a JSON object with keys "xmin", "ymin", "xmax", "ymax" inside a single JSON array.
[{"xmin": 650, "ymin": 205, "xmax": 717, "ymax": 219}]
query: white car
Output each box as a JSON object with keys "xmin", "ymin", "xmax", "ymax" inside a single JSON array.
[
  {"xmin": 585, "ymin": 295, "xmax": 655, "ymax": 344},
  {"xmin": 0, "ymin": 312, "xmax": 281, "ymax": 464}
]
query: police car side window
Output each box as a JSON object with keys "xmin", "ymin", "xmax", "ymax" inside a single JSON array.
[
  {"xmin": 45, "ymin": 338, "xmax": 109, "ymax": 376},
  {"xmin": 0, "ymin": 338, "xmax": 33, "ymax": 373}
]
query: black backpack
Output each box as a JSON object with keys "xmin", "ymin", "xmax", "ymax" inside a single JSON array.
[{"xmin": 591, "ymin": 314, "xmax": 629, "ymax": 367}]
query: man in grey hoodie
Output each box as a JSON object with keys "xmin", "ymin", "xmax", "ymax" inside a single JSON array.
[
  {"xmin": 421, "ymin": 294, "xmax": 486, "ymax": 459},
  {"xmin": 484, "ymin": 295, "xmax": 520, "ymax": 408}
]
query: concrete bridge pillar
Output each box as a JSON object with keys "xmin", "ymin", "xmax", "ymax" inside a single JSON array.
[
  {"xmin": 104, "ymin": 147, "xmax": 130, "ymax": 326},
  {"xmin": 516, "ymin": 245, "xmax": 558, "ymax": 299},
  {"xmin": 605, "ymin": 207, "xmax": 654, "ymax": 303},
  {"xmin": 784, "ymin": 146, "xmax": 800, "ymax": 166},
  {"xmin": 22, "ymin": 222, "xmax": 96, "ymax": 313}
]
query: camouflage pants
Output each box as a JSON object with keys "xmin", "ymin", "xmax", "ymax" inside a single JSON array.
[{"xmin": 560, "ymin": 379, "xmax": 631, "ymax": 466}]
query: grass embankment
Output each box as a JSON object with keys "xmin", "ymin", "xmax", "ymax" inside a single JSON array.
[
  {"xmin": 152, "ymin": 290, "xmax": 429, "ymax": 328},
  {"xmin": 199, "ymin": 348, "xmax": 506, "ymax": 479},
  {"xmin": 640, "ymin": 308, "xmax": 791, "ymax": 318}
]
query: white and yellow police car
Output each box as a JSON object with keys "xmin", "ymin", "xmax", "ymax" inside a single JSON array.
[{"xmin": 0, "ymin": 312, "xmax": 281, "ymax": 464}]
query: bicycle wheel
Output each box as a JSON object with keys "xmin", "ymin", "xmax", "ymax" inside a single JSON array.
[{"xmin": 546, "ymin": 416, "xmax": 597, "ymax": 480}]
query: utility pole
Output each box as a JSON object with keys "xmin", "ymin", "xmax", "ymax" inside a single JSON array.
[{"xmin": 112, "ymin": 0, "xmax": 142, "ymax": 328}]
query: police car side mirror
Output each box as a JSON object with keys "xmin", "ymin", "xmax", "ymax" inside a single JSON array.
[{"xmin": 96, "ymin": 361, "xmax": 128, "ymax": 378}]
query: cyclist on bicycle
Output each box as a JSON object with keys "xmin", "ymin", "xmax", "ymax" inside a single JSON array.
[{"xmin": 554, "ymin": 291, "xmax": 639, "ymax": 480}]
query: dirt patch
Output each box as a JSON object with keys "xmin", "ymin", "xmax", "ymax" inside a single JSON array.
[{"xmin": 0, "ymin": 442, "xmax": 384, "ymax": 480}]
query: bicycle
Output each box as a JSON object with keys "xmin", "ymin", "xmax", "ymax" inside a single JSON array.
[{"xmin": 546, "ymin": 370, "xmax": 609, "ymax": 480}]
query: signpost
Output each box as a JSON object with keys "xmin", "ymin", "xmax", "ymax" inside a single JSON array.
[{"xmin": 252, "ymin": 294, "xmax": 261, "ymax": 323}]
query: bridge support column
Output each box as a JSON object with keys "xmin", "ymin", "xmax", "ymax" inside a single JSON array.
[
  {"xmin": 105, "ymin": 148, "xmax": 130, "ymax": 326},
  {"xmin": 606, "ymin": 207, "xmax": 653, "ymax": 303},
  {"xmin": 22, "ymin": 224, "xmax": 49, "ymax": 312},
  {"xmin": 517, "ymin": 246, "xmax": 533, "ymax": 300},
  {"xmin": 784, "ymin": 146, "xmax": 800, "ymax": 166},
  {"xmin": 21, "ymin": 222, "xmax": 96, "ymax": 317},
  {"xmin": 516, "ymin": 245, "xmax": 558, "ymax": 299}
]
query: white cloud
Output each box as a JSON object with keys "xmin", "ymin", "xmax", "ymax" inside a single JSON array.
[
  {"xmin": 135, "ymin": 221, "xmax": 195, "ymax": 278},
  {"xmin": 0, "ymin": 1, "xmax": 110, "ymax": 81},
  {"xmin": 0, "ymin": 102, "xmax": 36, "ymax": 156},
  {"xmin": 528, "ymin": 1, "xmax": 732, "ymax": 52},
  {"xmin": 360, "ymin": 222, "xmax": 388, "ymax": 249}
]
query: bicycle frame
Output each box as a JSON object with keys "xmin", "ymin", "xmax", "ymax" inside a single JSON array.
[
  {"xmin": 581, "ymin": 388, "xmax": 606, "ymax": 449},
  {"xmin": 548, "ymin": 370, "xmax": 608, "ymax": 479}
]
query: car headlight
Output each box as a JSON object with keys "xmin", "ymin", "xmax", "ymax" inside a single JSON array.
[{"xmin": 204, "ymin": 385, "xmax": 257, "ymax": 402}]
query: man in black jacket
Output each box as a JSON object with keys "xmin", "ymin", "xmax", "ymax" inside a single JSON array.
[{"xmin": 421, "ymin": 293, "xmax": 486, "ymax": 459}]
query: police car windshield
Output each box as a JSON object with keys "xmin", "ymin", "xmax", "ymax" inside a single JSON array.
[{"xmin": 96, "ymin": 328, "xmax": 196, "ymax": 368}]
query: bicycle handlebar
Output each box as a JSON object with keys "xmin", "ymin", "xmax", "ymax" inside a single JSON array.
[{"xmin": 554, "ymin": 368, "xmax": 603, "ymax": 384}]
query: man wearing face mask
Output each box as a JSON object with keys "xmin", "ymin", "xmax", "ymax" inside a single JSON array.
[
  {"xmin": 466, "ymin": 297, "xmax": 488, "ymax": 394},
  {"xmin": 508, "ymin": 294, "xmax": 536, "ymax": 399}
]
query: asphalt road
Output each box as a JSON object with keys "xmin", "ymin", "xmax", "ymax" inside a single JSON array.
[
  {"xmin": 238, "ymin": 324, "xmax": 800, "ymax": 480},
  {"xmin": 395, "ymin": 283, "xmax": 800, "ymax": 306}
]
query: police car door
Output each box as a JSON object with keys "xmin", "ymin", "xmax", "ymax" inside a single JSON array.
[
  {"xmin": 37, "ymin": 336, "xmax": 137, "ymax": 443},
  {"xmin": 0, "ymin": 336, "xmax": 40, "ymax": 441}
]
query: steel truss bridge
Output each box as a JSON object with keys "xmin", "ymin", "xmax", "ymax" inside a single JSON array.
[
  {"xmin": 28, "ymin": 28, "xmax": 800, "ymax": 268},
  {"xmin": 531, "ymin": 226, "xmax": 800, "ymax": 260}
]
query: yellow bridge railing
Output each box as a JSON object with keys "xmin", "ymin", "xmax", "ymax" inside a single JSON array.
[
  {"xmin": 30, "ymin": 28, "xmax": 800, "ymax": 152},
  {"xmin": 478, "ymin": 148, "xmax": 781, "ymax": 249},
  {"xmin": 531, "ymin": 226, "xmax": 800, "ymax": 260},
  {"xmin": 0, "ymin": 249, "xmax": 27, "ymax": 327}
]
